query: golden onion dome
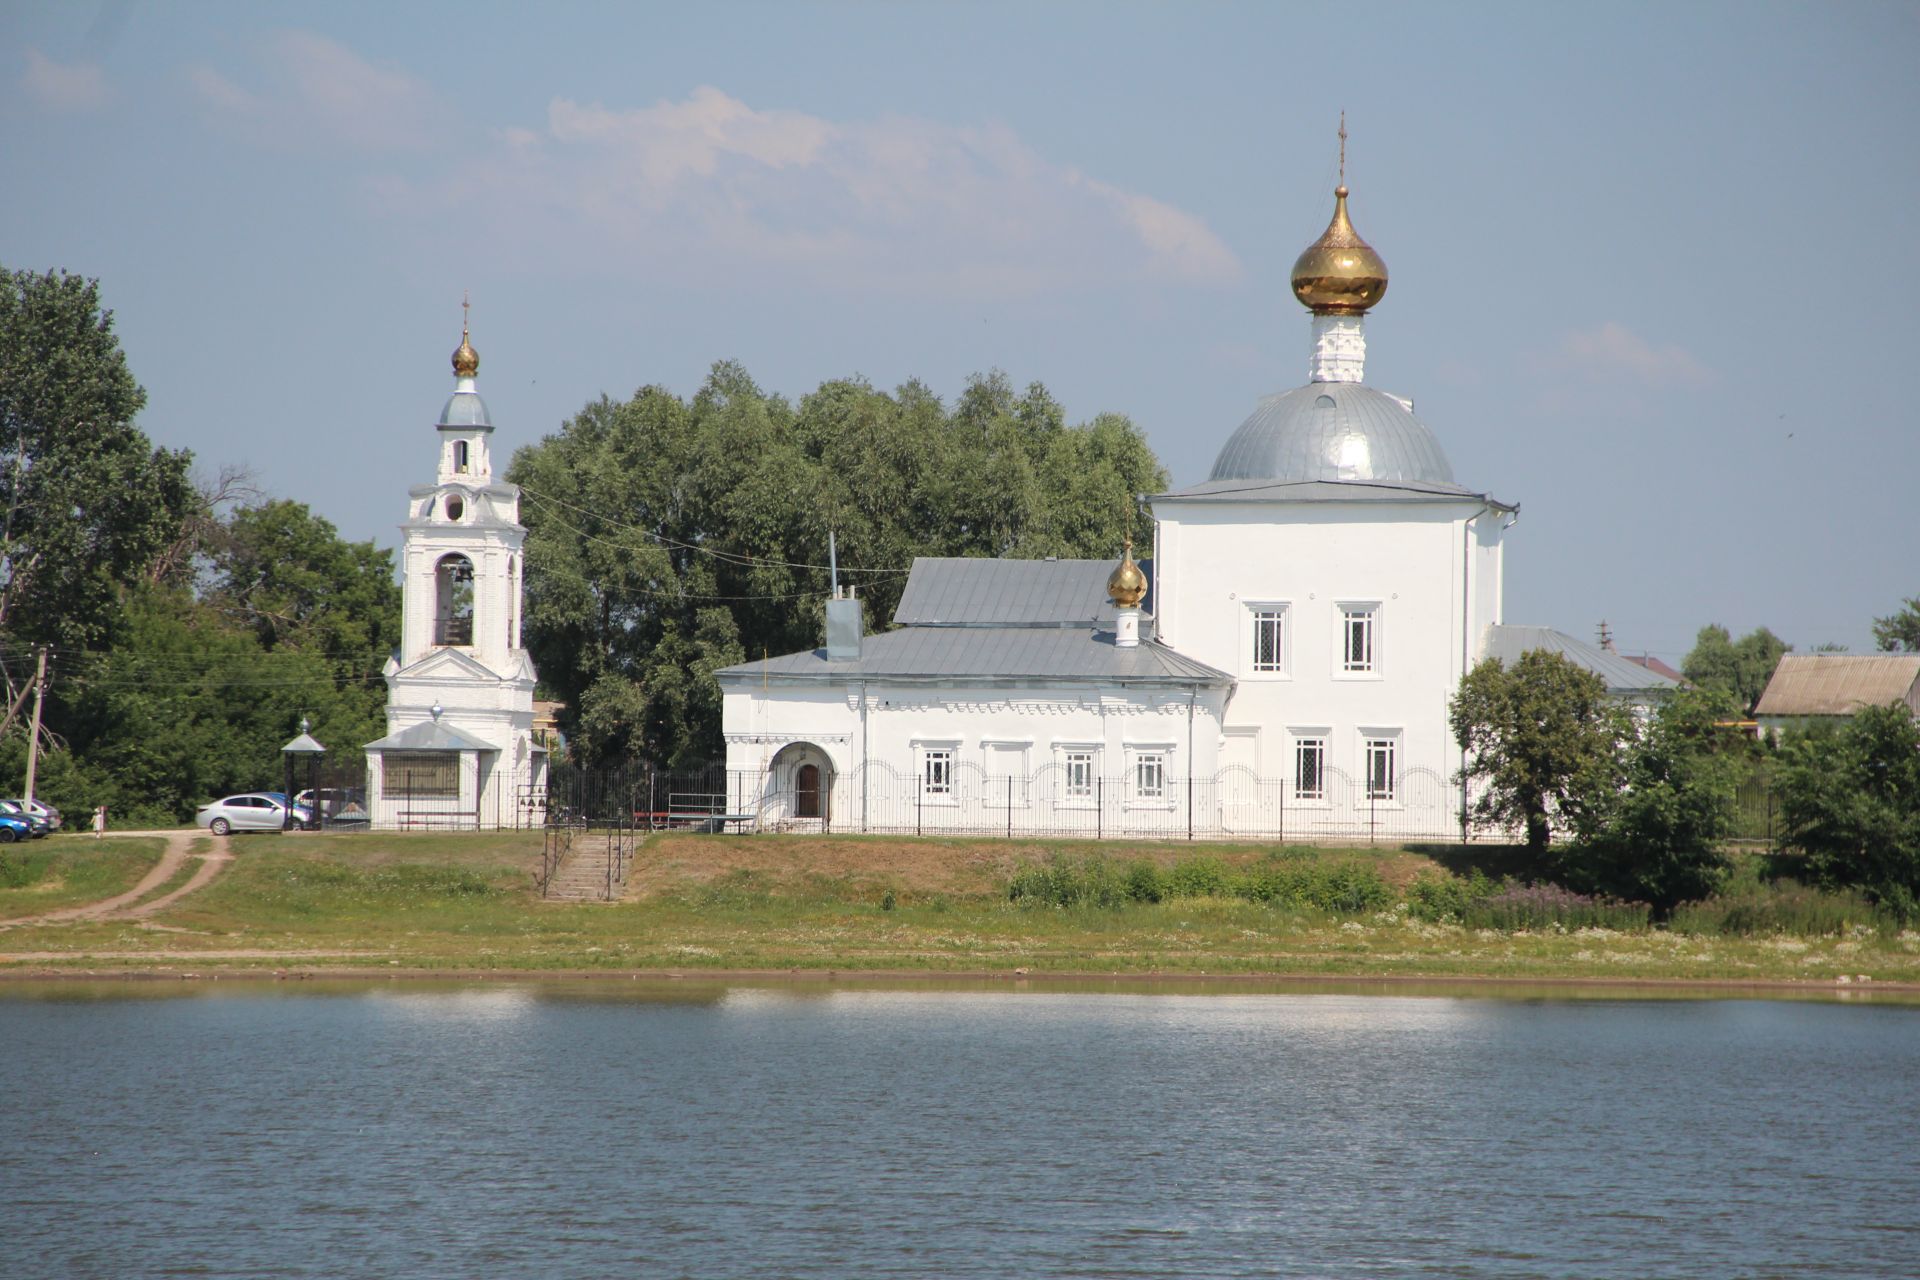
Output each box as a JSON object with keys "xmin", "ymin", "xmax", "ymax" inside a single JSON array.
[
  {"xmin": 1290, "ymin": 185, "xmax": 1388, "ymax": 315},
  {"xmin": 451, "ymin": 323, "xmax": 480, "ymax": 378},
  {"xmin": 1107, "ymin": 537, "xmax": 1148, "ymax": 609}
]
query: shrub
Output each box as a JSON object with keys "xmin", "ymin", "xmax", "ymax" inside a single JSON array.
[
  {"xmin": 1460, "ymin": 881, "xmax": 1649, "ymax": 932},
  {"xmin": 1669, "ymin": 882, "xmax": 1894, "ymax": 938},
  {"xmin": 1406, "ymin": 870, "xmax": 1497, "ymax": 923},
  {"xmin": 1164, "ymin": 856, "xmax": 1229, "ymax": 899}
]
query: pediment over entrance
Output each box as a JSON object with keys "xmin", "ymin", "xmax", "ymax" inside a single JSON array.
[{"xmin": 390, "ymin": 646, "xmax": 505, "ymax": 682}]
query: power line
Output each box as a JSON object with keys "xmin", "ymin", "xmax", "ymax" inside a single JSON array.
[{"xmin": 516, "ymin": 484, "xmax": 914, "ymax": 577}]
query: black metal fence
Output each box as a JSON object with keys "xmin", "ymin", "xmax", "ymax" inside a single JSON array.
[{"xmin": 526, "ymin": 760, "xmax": 1473, "ymax": 844}]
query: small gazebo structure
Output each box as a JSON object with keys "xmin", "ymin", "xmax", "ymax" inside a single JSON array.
[{"xmin": 281, "ymin": 718, "xmax": 326, "ymax": 831}]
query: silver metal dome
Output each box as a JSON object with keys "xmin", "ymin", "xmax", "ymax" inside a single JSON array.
[
  {"xmin": 1208, "ymin": 383, "xmax": 1456, "ymax": 486},
  {"xmin": 438, "ymin": 390, "xmax": 492, "ymax": 429}
]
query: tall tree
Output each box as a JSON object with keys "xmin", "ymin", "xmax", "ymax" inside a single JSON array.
[
  {"xmin": 1872, "ymin": 597, "xmax": 1920, "ymax": 653},
  {"xmin": 1682, "ymin": 624, "xmax": 1790, "ymax": 714},
  {"xmin": 0, "ymin": 267, "xmax": 195, "ymax": 653},
  {"xmin": 1450, "ymin": 650, "xmax": 1625, "ymax": 857},
  {"xmin": 509, "ymin": 362, "xmax": 1167, "ymax": 766},
  {"xmin": 1568, "ymin": 686, "xmax": 1739, "ymax": 914},
  {"xmin": 1774, "ymin": 704, "xmax": 1920, "ymax": 919}
]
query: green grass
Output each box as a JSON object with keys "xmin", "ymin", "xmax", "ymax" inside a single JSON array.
[
  {"xmin": 0, "ymin": 837, "xmax": 168, "ymax": 918},
  {"xmin": 4, "ymin": 831, "xmax": 1918, "ymax": 984}
]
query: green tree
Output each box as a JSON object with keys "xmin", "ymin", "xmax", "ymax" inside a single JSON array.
[
  {"xmin": 209, "ymin": 500, "xmax": 401, "ymax": 662},
  {"xmin": 1569, "ymin": 687, "xmax": 1739, "ymax": 915},
  {"xmin": 0, "ymin": 267, "xmax": 195, "ymax": 652},
  {"xmin": 1773, "ymin": 703, "xmax": 1920, "ymax": 918},
  {"xmin": 509, "ymin": 362, "xmax": 1166, "ymax": 766},
  {"xmin": 1682, "ymin": 624, "xmax": 1790, "ymax": 714},
  {"xmin": 1451, "ymin": 650, "xmax": 1624, "ymax": 858},
  {"xmin": 1873, "ymin": 597, "xmax": 1920, "ymax": 653}
]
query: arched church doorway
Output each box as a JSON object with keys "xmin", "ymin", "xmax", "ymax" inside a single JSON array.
[
  {"xmin": 434, "ymin": 554, "xmax": 474, "ymax": 646},
  {"xmin": 767, "ymin": 742, "xmax": 834, "ymax": 827}
]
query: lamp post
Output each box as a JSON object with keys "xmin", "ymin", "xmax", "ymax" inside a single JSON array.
[{"xmin": 281, "ymin": 717, "xmax": 327, "ymax": 831}]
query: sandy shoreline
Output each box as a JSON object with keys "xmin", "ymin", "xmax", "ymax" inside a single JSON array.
[{"xmin": 1, "ymin": 963, "xmax": 1914, "ymax": 999}]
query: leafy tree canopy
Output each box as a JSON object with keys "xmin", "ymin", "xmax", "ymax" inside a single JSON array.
[
  {"xmin": 1774, "ymin": 703, "xmax": 1920, "ymax": 919},
  {"xmin": 508, "ymin": 361, "xmax": 1167, "ymax": 766},
  {"xmin": 1567, "ymin": 686, "xmax": 1740, "ymax": 915},
  {"xmin": 207, "ymin": 499, "xmax": 402, "ymax": 663},
  {"xmin": 1873, "ymin": 597, "xmax": 1920, "ymax": 653},
  {"xmin": 1451, "ymin": 650, "xmax": 1625, "ymax": 857},
  {"xmin": 0, "ymin": 267, "xmax": 195, "ymax": 652},
  {"xmin": 1681, "ymin": 624, "xmax": 1790, "ymax": 715}
]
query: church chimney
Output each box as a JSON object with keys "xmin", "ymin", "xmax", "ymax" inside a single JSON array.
[{"xmin": 826, "ymin": 587, "xmax": 863, "ymax": 661}]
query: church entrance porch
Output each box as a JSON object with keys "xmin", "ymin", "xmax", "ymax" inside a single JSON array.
[{"xmin": 761, "ymin": 742, "xmax": 836, "ymax": 831}]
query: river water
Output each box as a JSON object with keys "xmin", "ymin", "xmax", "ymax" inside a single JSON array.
[{"xmin": 2, "ymin": 981, "xmax": 1916, "ymax": 1278}]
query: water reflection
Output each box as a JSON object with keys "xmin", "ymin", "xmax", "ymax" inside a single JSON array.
[{"xmin": 1, "ymin": 984, "xmax": 1915, "ymax": 1279}]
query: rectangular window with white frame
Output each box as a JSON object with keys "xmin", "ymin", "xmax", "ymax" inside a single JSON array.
[
  {"xmin": 1294, "ymin": 736, "xmax": 1328, "ymax": 802},
  {"xmin": 922, "ymin": 747, "xmax": 954, "ymax": 797},
  {"xmin": 1340, "ymin": 603, "xmax": 1379, "ymax": 674},
  {"xmin": 1247, "ymin": 603, "xmax": 1290, "ymax": 676},
  {"xmin": 1134, "ymin": 752, "xmax": 1166, "ymax": 801},
  {"xmin": 1064, "ymin": 750, "xmax": 1095, "ymax": 800},
  {"xmin": 1363, "ymin": 735, "xmax": 1398, "ymax": 802}
]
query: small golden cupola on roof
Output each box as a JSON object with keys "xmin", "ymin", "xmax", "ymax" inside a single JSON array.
[
  {"xmin": 1289, "ymin": 118, "xmax": 1388, "ymax": 315},
  {"xmin": 451, "ymin": 294, "xmax": 480, "ymax": 378},
  {"xmin": 1107, "ymin": 537, "xmax": 1148, "ymax": 609}
]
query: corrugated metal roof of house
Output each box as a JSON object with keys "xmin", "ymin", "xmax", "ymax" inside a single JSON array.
[
  {"xmin": 1481, "ymin": 624, "xmax": 1683, "ymax": 697},
  {"xmin": 891, "ymin": 557, "xmax": 1136, "ymax": 626},
  {"xmin": 1754, "ymin": 654, "xmax": 1920, "ymax": 717},
  {"xmin": 717, "ymin": 624, "xmax": 1229, "ymax": 685}
]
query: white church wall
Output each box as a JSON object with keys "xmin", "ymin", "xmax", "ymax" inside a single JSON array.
[{"xmin": 1153, "ymin": 498, "xmax": 1483, "ymax": 838}]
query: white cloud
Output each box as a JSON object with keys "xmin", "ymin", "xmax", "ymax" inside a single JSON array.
[
  {"xmin": 421, "ymin": 86, "xmax": 1243, "ymax": 295},
  {"xmin": 22, "ymin": 49, "xmax": 110, "ymax": 113},
  {"xmin": 1553, "ymin": 322, "xmax": 1713, "ymax": 388},
  {"xmin": 188, "ymin": 30, "xmax": 443, "ymax": 151}
]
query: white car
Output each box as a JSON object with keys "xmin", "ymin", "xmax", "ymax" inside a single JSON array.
[{"xmin": 195, "ymin": 793, "xmax": 313, "ymax": 835}]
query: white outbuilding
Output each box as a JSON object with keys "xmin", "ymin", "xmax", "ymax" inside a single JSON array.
[{"xmin": 364, "ymin": 312, "xmax": 546, "ymax": 828}]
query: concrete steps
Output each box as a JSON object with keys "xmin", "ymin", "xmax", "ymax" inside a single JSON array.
[{"xmin": 541, "ymin": 832, "xmax": 629, "ymax": 902}]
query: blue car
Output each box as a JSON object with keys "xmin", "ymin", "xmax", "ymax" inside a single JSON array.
[
  {"xmin": 0, "ymin": 800, "xmax": 48, "ymax": 839},
  {"xmin": 0, "ymin": 811, "xmax": 33, "ymax": 843}
]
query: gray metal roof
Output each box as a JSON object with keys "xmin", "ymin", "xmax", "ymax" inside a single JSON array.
[
  {"xmin": 1155, "ymin": 477, "xmax": 1498, "ymax": 505},
  {"xmin": 1755, "ymin": 655, "xmax": 1920, "ymax": 717},
  {"xmin": 718, "ymin": 625, "xmax": 1230, "ymax": 685},
  {"xmin": 892, "ymin": 557, "xmax": 1132, "ymax": 626},
  {"xmin": 1481, "ymin": 625, "xmax": 1682, "ymax": 697},
  {"xmin": 438, "ymin": 390, "xmax": 492, "ymax": 429},
  {"xmin": 364, "ymin": 719, "xmax": 501, "ymax": 752},
  {"xmin": 1208, "ymin": 383, "xmax": 1462, "ymax": 488}
]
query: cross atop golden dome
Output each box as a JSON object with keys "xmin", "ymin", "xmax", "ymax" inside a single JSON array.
[
  {"xmin": 452, "ymin": 293, "xmax": 479, "ymax": 378},
  {"xmin": 1107, "ymin": 536, "xmax": 1148, "ymax": 609},
  {"xmin": 1289, "ymin": 116, "xmax": 1388, "ymax": 316}
]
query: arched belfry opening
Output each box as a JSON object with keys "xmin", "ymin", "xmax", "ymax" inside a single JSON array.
[{"xmin": 434, "ymin": 553, "xmax": 474, "ymax": 646}]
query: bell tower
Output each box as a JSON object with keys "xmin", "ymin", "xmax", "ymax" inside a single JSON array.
[{"xmin": 364, "ymin": 303, "xmax": 544, "ymax": 828}]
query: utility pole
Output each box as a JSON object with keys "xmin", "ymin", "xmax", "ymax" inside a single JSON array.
[{"xmin": 23, "ymin": 647, "xmax": 46, "ymax": 804}]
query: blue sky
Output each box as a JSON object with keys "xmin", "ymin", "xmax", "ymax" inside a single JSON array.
[{"xmin": 5, "ymin": 0, "xmax": 1917, "ymax": 660}]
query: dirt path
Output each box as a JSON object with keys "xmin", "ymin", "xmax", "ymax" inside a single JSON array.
[{"xmin": 2, "ymin": 831, "xmax": 232, "ymax": 928}]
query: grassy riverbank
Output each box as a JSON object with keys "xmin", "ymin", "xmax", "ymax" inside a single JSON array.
[
  {"xmin": 0, "ymin": 837, "xmax": 168, "ymax": 917},
  {"xmin": 2, "ymin": 830, "xmax": 1915, "ymax": 985}
]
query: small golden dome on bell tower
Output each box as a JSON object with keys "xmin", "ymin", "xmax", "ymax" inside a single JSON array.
[
  {"xmin": 451, "ymin": 294, "xmax": 480, "ymax": 378},
  {"xmin": 1107, "ymin": 537, "xmax": 1148, "ymax": 609}
]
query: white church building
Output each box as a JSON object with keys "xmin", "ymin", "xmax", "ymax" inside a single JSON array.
[
  {"xmin": 717, "ymin": 179, "xmax": 1674, "ymax": 841},
  {"xmin": 363, "ymin": 313, "xmax": 547, "ymax": 829}
]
